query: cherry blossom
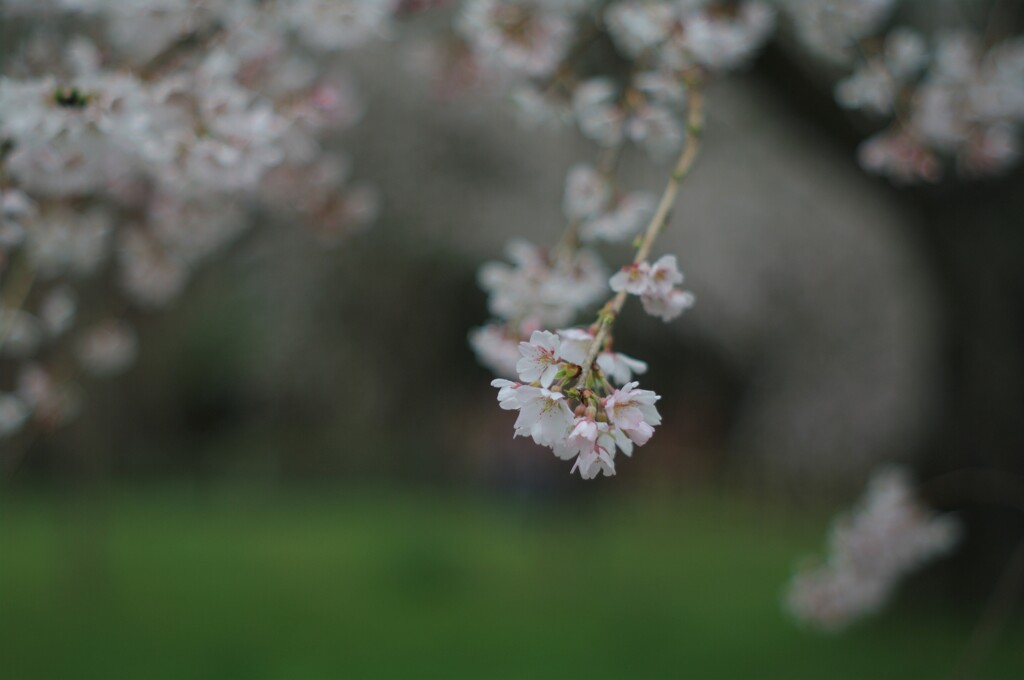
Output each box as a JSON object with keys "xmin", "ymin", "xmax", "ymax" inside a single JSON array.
[
  {"xmin": 610, "ymin": 254, "xmax": 694, "ymax": 322},
  {"xmin": 510, "ymin": 385, "xmax": 575, "ymax": 448},
  {"xmin": 516, "ymin": 330, "xmax": 564, "ymax": 387},
  {"xmin": 787, "ymin": 467, "xmax": 961, "ymax": 630}
]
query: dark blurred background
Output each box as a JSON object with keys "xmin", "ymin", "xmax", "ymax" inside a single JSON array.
[{"xmin": 4, "ymin": 3, "xmax": 1024, "ymax": 678}]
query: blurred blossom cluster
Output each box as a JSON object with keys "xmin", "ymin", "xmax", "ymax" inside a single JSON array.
[
  {"xmin": 784, "ymin": 0, "xmax": 1024, "ymax": 182},
  {"xmin": 786, "ymin": 467, "xmax": 961, "ymax": 630},
  {"xmin": 0, "ymin": 0, "xmax": 408, "ymax": 441}
]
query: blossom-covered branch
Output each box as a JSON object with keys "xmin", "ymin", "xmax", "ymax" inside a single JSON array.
[
  {"xmin": 0, "ymin": 0, "xmax": 407, "ymax": 441},
  {"xmin": 782, "ymin": 0, "xmax": 1024, "ymax": 183},
  {"xmin": 464, "ymin": 0, "xmax": 774, "ymax": 479},
  {"xmin": 575, "ymin": 85, "xmax": 704, "ymax": 390}
]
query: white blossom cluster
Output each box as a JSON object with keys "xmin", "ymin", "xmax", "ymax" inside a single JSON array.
[
  {"xmin": 493, "ymin": 329, "xmax": 658, "ymax": 479},
  {"xmin": 416, "ymin": 1, "xmax": 775, "ymax": 159},
  {"xmin": 610, "ymin": 254, "xmax": 694, "ymax": 322},
  {"xmin": 786, "ymin": 467, "xmax": 961, "ymax": 630},
  {"xmin": 783, "ymin": 0, "xmax": 1024, "ymax": 183},
  {"xmin": 852, "ymin": 32, "xmax": 1024, "ymax": 183},
  {"xmin": 470, "ymin": 224, "xmax": 694, "ymax": 479},
  {"xmin": 783, "ymin": 0, "xmax": 898, "ymax": 63},
  {"xmin": 459, "ymin": 1, "xmax": 772, "ymax": 478},
  {"xmin": 563, "ymin": 163, "xmax": 657, "ymax": 243},
  {"xmin": 0, "ymin": 0, "xmax": 404, "ymax": 441}
]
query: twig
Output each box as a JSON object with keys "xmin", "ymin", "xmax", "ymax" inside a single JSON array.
[{"xmin": 574, "ymin": 84, "xmax": 704, "ymax": 389}]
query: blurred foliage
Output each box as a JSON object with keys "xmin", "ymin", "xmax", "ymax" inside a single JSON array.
[{"xmin": 1, "ymin": 486, "xmax": 1021, "ymax": 679}]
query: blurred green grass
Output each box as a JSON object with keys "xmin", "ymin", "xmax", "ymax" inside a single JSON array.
[{"xmin": 0, "ymin": 487, "xmax": 1021, "ymax": 679}]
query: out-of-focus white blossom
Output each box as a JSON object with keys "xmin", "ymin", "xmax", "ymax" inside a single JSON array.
[
  {"xmin": 836, "ymin": 60, "xmax": 897, "ymax": 115},
  {"xmin": 814, "ymin": 15, "xmax": 1024, "ymax": 182},
  {"xmin": 469, "ymin": 322, "xmax": 524, "ymax": 378},
  {"xmin": 25, "ymin": 206, "xmax": 113, "ymax": 280},
  {"xmin": 573, "ymin": 78, "xmax": 627, "ymax": 148},
  {"xmin": 285, "ymin": 0, "xmax": 400, "ymax": 51},
  {"xmin": 117, "ymin": 230, "xmax": 190, "ymax": 309},
  {"xmin": 479, "ymin": 240, "xmax": 607, "ymax": 326},
  {"xmin": 858, "ymin": 130, "xmax": 941, "ymax": 184},
  {"xmin": 606, "ymin": 0, "xmax": 775, "ymax": 72},
  {"xmin": 511, "ymin": 86, "xmax": 572, "ymax": 128},
  {"xmin": 0, "ymin": 0, "xmax": 395, "ymax": 442},
  {"xmin": 563, "ymin": 164, "xmax": 612, "ymax": 221},
  {"xmin": 0, "ymin": 190, "xmax": 35, "ymax": 254},
  {"xmin": 605, "ymin": 1, "xmax": 675, "ymax": 58},
  {"xmin": 75, "ymin": 320, "xmax": 139, "ymax": 377},
  {"xmin": 663, "ymin": 2, "xmax": 775, "ymax": 72},
  {"xmin": 572, "ymin": 73, "xmax": 694, "ymax": 160},
  {"xmin": 785, "ymin": 0, "xmax": 897, "ymax": 63},
  {"xmin": 17, "ymin": 363, "xmax": 82, "ymax": 429},
  {"xmin": 580, "ymin": 192, "xmax": 656, "ymax": 243},
  {"xmin": 563, "ymin": 162, "xmax": 657, "ymax": 242},
  {"xmin": 884, "ymin": 28, "xmax": 928, "ymax": 80},
  {"xmin": 0, "ymin": 393, "xmax": 31, "ymax": 439},
  {"xmin": 0, "ymin": 74, "xmax": 168, "ymax": 197},
  {"xmin": 786, "ymin": 467, "xmax": 961, "ymax": 630},
  {"xmin": 38, "ymin": 286, "xmax": 78, "ymax": 338},
  {"xmin": 458, "ymin": 0, "xmax": 576, "ymax": 78},
  {"xmin": 0, "ymin": 309, "xmax": 43, "ymax": 359}
]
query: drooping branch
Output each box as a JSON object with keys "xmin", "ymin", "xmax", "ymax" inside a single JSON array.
[{"xmin": 574, "ymin": 84, "xmax": 704, "ymax": 390}]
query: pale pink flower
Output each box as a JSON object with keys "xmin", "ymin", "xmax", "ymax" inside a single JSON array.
[
  {"xmin": 858, "ymin": 131, "xmax": 942, "ymax": 184},
  {"xmin": 550, "ymin": 416, "xmax": 618, "ymax": 479},
  {"xmin": 554, "ymin": 327, "xmax": 593, "ymax": 366},
  {"xmin": 458, "ymin": 0, "xmax": 575, "ymax": 77},
  {"xmin": 641, "ymin": 287, "xmax": 695, "ymax": 322},
  {"xmin": 567, "ymin": 418, "xmax": 618, "ymax": 479},
  {"xmin": 563, "ymin": 163, "xmax": 611, "ymax": 221},
  {"xmin": 510, "ymin": 385, "xmax": 574, "ymax": 447},
  {"xmin": 491, "ymin": 378, "xmax": 524, "ymax": 410},
  {"xmin": 646, "ymin": 254, "xmax": 684, "ymax": 295},
  {"xmin": 580, "ymin": 191, "xmax": 655, "ymax": 243},
  {"xmin": 609, "ymin": 262, "xmax": 652, "ymax": 295},
  {"xmin": 516, "ymin": 329, "xmax": 563, "ymax": 387},
  {"xmin": 605, "ymin": 381, "xmax": 661, "ymax": 447},
  {"xmin": 605, "ymin": 1, "xmax": 675, "ymax": 58},
  {"xmin": 470, "ymin": 323, "xmax": 522, "ymax": 378},
  {"xmin": 597, "ymin": 351, "xmax": 648, "ymax": 385},
  {"xmin": 836, "ymin": 59, "xmax": 897, "ymax": 115},
  {"xmin": 573, "ymin": 78, "xmax": 625, "ymax": 147}
]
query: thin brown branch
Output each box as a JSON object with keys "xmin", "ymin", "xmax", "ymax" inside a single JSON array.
[{"xmin": 574, "ymin": 85, "xmax": 704, "ymax": 390}]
